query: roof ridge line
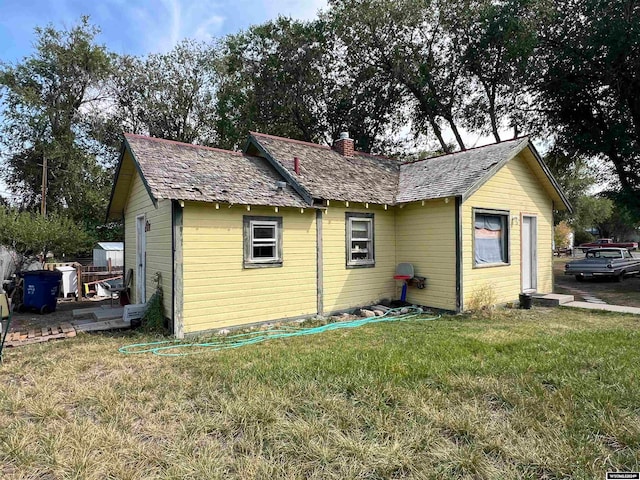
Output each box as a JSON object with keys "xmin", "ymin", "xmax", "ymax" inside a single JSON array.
[
  {"xmin": 250, "ymin": 131, "xmax": 402, "ymax": 163},
  {"xmin": 355, "ymin": 150, "xmax": 402, "ymax": 163},
  {"xmin": 402, "ymin": 136, "xmax": 530, "ymax": 166},
  {"xmin": 124, "ymin": 133, "xmax": 243, "ymax": 156},
  {"xmin": 250, "ymin": 131, "xmax": 332, "ymax": 150}
]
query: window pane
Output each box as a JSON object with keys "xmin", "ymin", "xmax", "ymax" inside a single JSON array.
[
  {"xmin": 253, "ymin": 225, "xmax": 275, "ymax": 239},
  {"xmin": 475, "ymin": 214, "xmax": 506, "ymax": 264},
  {"xmin": 253, "ymin": 245, "xmax": 275, "ymax": 258},
  {"xmin": 346, "ymin": 214, "xmax": 374, "ymax": 266},
  {"xmin": 351, "ymin": 240, "xmax": 369, "ymax": 251},
  {"xmin": 351, "ymin": 221, "xmax": 370, "ymax": 238},
  {"xmin": 244, "ymin": 216, "xmax": 282, "ymax": 267},
  {"xmin": 351, "ymin": 240, "xmax": 371, "ymax": 261},
  {"xmin": 352, "ymin": 250, "xmax": 369, "ymax": 260}
]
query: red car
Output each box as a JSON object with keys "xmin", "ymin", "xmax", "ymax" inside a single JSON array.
[{"xmin": 578, "ymin": 238, "xmax": 638, "ymax": 252}]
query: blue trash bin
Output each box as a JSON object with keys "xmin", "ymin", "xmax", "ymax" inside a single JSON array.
[{"xmin": 22, "ymin": 270, "xmax": 62, "ymax": 314}]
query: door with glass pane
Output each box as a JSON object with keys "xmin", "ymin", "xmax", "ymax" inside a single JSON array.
[{"xmin": 522, "ymin": 216, "xmax": 537, "ymax": 291}]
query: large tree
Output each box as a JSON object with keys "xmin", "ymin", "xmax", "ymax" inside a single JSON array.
[
  {"xmin": 0, "ymin": 17, "xmax": 115, "ymax": 226},
  {"xmin": 216, "ymin": 16, "xmax": 403, "ymax": 152},
  {"xmin": 444, "ymin": 0, "xmax": 541, "ymax": 142},
  {"xmin": 544, "ymin": 145, "xmax": 598, "ymax": 222},
  {"xmin": 329, "ymin": 0, "xmax": 469, "ymax": 152},
  {"xmin": 110, "ymin": 39, "xmax": 220, "ymax": 145},
  {"xmin": 534, "ymin": 0, "xmax": 640, "ymax": 217}
]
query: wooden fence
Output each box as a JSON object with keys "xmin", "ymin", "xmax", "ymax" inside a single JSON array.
[{"xmin": 43, "ymin": 259, "xmax": 123, "ymax": 298}]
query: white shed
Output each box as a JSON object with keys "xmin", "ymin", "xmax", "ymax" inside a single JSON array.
[{"xmin": 93, "ymin": 242, "xmax": 124, "ymax": 268}]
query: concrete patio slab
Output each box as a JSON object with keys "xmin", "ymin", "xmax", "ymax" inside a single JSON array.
[{"xmin": 562, "ymin": 302, "xmax": 640, "ymax": 315}]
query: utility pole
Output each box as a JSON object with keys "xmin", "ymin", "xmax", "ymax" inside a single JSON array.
[{"xmin": 40, "ymin": 154, "xmax": 47, "ymax": 217}]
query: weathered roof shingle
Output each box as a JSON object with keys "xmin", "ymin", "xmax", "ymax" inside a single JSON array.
[
  {"xmin": 124, "ymin": 134, "xmax": 307, "ymax": 208},
  {"xmin": 249, "ymin": 133, "xmax": 537, "ymax": 206},
  {"xmin": 397, "ymin": 137, "xmax": 529, "ymax": 203},
  {"xmin": 115, "ymin": 132, "xmax": 568, "ymax": 214},
  {"xmin": 249, "ymin": 132, "xmax": 400, "ymax": 205}
]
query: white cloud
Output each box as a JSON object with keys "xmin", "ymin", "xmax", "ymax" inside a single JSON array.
[
  {"xmin": 120, "ymin": 0, "xmax": 228, "ymax": 54},
  {"xmin": 261, "ymin": 0, "xmax": 328, "ymax": 20},
  {"xmin": 116, "ymin": 0, "xmax": 327, "ymax": 55},
  {"xmin": 0, "ymin": 0, "xmax": 328, "ymax": 62},
  {"xmin": 192, "ymin": 15, "xmax": 225, "ymax": 43}
]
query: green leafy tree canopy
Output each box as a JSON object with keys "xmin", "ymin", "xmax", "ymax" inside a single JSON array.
[{"xmin": 0, "ymin": 16, "xmax": 115, "ymax": 226}]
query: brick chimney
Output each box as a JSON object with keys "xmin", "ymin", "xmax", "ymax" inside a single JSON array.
[{"xmin": 334, "ymin": 132, "xmax": 354, "ymax": 157}]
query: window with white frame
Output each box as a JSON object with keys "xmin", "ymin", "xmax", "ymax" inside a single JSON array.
[
  {"xmin": 243, "ymin": 216, "xmax": 283, "ymax": 268},
  {"xmin": 473, "ymin": 209, "xmax": 509, "ymax": 266},
  {"xmin": 346, "ymin": 212, "xmax": 375, "ymax": 267}
]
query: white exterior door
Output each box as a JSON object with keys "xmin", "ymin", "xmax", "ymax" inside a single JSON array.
[
  {"xmin": 136, "ymin": 215, "xmax": 146, "ymax": 303},
  {"xmin": 522, "ymin": 216, "xmax": 537, "ymax": 292}
]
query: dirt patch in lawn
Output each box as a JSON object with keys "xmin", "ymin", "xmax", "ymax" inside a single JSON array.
[
  {"xmin": 554, "ymin": 257, "xmax": 640, "ymax": 307},
  {"xmin": 6, "ymin": 297, "xmax": 113, "ymax": 332}
]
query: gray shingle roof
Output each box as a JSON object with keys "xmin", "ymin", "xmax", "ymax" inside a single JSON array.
[
  {"xmin": 396, "ymin": 138, "xmax": 530, "ymax": 203},
  {"xmin": 249, "ymin": 132, "xmax": 400, "ymax": 205},
  {"xmin": 249, "ymin": 133, "xmax": 534, "ymax": 205},
  {"xmin": 117, "ymin": 133, "xmax": 568, "ymax": 213},
  {"xmin": 124, "ymin": 134, "xmax": 307, "ymax": 208}
]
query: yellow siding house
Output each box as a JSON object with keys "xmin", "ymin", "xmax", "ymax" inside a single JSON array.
[{"xmin": 107, "ymin": 131, "xmax": 570, "ymax": 337}]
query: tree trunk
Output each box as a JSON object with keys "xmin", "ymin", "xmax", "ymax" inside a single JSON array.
[
  {"xmin": 448, "ymin": 120, "xmax": 466, "ymax": 151},
  {"xmin": 607, "ymin": 148, "xmax": 634, "ymax": 192},
  {"xmin": 428, "ymin": 116, "xmax": 450, "ymax": 153},
  {"xmin": 481, "ymin": 80, "xmax": 501, "ymax": 143}
]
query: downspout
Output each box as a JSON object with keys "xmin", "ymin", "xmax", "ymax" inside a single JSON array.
[
  {"xmin": 171, "ymin": 200, "xmax": 175, "ymax": 334},
  {"xmin": 316, "ymin": 209, "xmax": 323, "ymax": 316},
  {"xmin": 455, "ymin": 196, "xmax": 463, "ymax": 312},
  {"xmin": 551, "ymin": 200, "xmax": 555, "ymax": 293},
  {"xmin": 172, "ymin": 200, "xmax": 184, "ymax": 338}
]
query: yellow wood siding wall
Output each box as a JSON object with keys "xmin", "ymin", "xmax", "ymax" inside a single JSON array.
[
  {"xmin": 181, "ymin": 204, "xmax": 317, "ymax": 333},
  {"xmin": 462, "ymin": 152, "xmax": 554, "ymax": 308},
  {"xmin": 123, "ymin": 158, "xmax": 173, "ymax": 318},
  {"xmin": 322, "ymin": 205, "xmax": 396, "ymax": 312},
  {"xmin": 396, "ymin": 200, "xmax": 457, "ymax": 310}
]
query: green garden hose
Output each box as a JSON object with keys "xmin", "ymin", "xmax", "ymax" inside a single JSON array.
[{"xmin": 119, "ymin": 307, "xmax": 440, "ymax": 357}]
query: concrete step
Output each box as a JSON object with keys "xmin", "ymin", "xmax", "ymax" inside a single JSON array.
[
  {"xmin": 92, "ymin": 306, "xmax": 124, "ymax": 321},
  {"xmin": 72, "ymin": 307, "xmax": 101, "ymax": 318},
  {"xmin": 72, "ymin": 304, "xmax": 122, "ymax": 319},
  {"xmin": 531, "ymin": 293, "xmax": 575, "ymax": 307},
  {"xmin": 74, "ymin": 318, "xmax": 131, "ymax": 332}
]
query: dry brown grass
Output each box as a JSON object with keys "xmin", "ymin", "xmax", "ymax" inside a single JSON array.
[
  {"xmin": 1, "ymin": 308, "xmax": 639, "ymax": 478},
  {"xmin": 554, "ymin": 256, "xmax": 640, "ymax": 307},
  {"xmin": 466, "ymin": 283, "xmax": 498, "ymax": 318}
]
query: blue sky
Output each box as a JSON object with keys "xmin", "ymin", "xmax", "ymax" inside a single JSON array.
[
  {"xmin": 0, "ymin": 0, "xmax": 328, "ymax": 63},
  {"xmin": 0, "ymin": 0, "xmax": 327, "ymax": 199}
]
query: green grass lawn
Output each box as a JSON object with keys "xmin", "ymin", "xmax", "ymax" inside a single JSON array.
[{"xmin": 1, "ymin": 308, "xmax": 639, "ymax": 479}]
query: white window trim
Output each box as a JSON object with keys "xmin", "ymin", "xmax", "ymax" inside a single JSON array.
[
  {"xmin": 346, "ymin": 213, "xmax": 375, "ymax": 268},
  {"xmin": 243, "ymin": 215, "xmax": 283, "ymax": 268},
  {"xmin": 250, "ymin": 220, "xmax": 278, "ymax": 263}
]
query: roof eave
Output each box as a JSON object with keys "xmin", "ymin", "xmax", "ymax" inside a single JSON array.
[
  {"xmin": 460, "ymin": 138, "xmax": 531, "ymax": 203},
  {"xmin": 106, "ymin": 136, "xmax": 159, "ymax": 223},
  {"xmin": 105, "ymin": 143, "xmax": 127, "ymax": 222},
  {"xmin": 527, "ymin": 142, "xmax": 573, "ymax": 213},
  {"xmin": 459, "ymin": 139, "xmax": 573, "ymax": 212},
  {"xmin": 165, "ymin": 198, "xmax": 315, "ymax": 210},
  {"xmin": 244, "ymin": 134, "xmax": 314, "ymax": 206}
]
